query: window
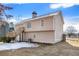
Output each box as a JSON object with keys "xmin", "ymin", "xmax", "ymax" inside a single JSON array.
[
  {"xmin": 27, "ymin": 22, "xmax": 31, "ymax": 28},
  {"xmin": 41, "ymin": 20, "xmax": 44, "ymax": 26},
  {"xmin": 34, "ymin": 34, "xmax": 36, "ymax": 38}
]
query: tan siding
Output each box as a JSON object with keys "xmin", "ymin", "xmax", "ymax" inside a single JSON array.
[
  {"xmin": 24, "ymin": 31, "xmax": 54, "ymax": 43},
  {"xmin": 23, "ymin": 16, "xmax": 54, "ymax": 32},
  {"xmin": 53, "ymin": 14, "xmax": 63, "ymax": 43}
]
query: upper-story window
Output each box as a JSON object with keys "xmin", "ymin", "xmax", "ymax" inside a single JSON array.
[
  {"xmin": 41, "ymin": 20, "xmax": 44, "ymax": 26},
  {"xmin": 27, "ymin": 22, "xmax": 31, "ymax": 28}
]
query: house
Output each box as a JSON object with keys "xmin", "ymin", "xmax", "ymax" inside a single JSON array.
[
  {"xmin": 0, "ymin": 19, "xmax": 15, "ymax": 37},
  {"xmin": 15, "ymin": 11, "xmax": 64, "ymax": 44},
  {"xmin": 0, "ymin": 20, "xmax": 9, "ymax": 37}
]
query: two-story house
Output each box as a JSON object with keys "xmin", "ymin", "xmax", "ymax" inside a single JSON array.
[{"xmin": 15, "ymin": 11, "xmax": 64, "ymax": 44}]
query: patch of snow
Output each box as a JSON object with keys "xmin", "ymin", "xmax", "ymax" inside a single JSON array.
[
  {"xmin": 0, "ymin": 42, "xmax": 39, "ymax": 51},
  {"xmin": 0, "ymin": 42, "xmax": 3, "ymax": 44}
]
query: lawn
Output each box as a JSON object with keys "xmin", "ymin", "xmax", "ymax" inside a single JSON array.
[
  {"xmin": 66, "ymin": 38, "xmax": 79, "ymax": 47},
  {"xmin": 0, "ymin": 40, "xmax": 79, "ymax": 56}
]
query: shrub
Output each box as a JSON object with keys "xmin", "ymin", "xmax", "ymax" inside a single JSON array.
[
  {"xmin": 0, "ymin": 37, "xmax": 7, "ymax": 43},
  {"xmin": 0, "ymin": 37, "xmax": 15, "ymax": 43}
]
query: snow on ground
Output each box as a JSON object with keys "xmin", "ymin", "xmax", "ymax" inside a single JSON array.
[{"xmin": 0, "ymin": 42, "xmax": 39, "ymax": 51}]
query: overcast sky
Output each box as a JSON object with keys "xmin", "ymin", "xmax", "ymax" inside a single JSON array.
[{"xmin": 4, "ymin": 3, "xmax": 79, "ymax": 32}]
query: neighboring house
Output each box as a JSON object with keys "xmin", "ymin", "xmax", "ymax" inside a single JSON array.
[
  {"xmin": 9, "ymin": 22, "xmax": 15, "ymax": 32},
  {"xmin": 0, "ymin": 20, "xmax": 14, "ymax": 37},
  {"xmin": 0, "ymin": 20, "xmax": 9, "ymax": 37},
  {"xmin": 15, "ymin": 11, "xmax": 64, "ymax": 44}
]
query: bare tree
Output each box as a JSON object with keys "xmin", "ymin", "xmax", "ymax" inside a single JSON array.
[
  {"xmin": 65, "ymin": 26, "xmax": 77, "ymax": 37},
  {"xmin": 0, "ymin": 3, "xmax": 13, "ymax": 20},
  {"xmin": 0, "ymin": 4, "xmax": 14, "ymax": 42}
]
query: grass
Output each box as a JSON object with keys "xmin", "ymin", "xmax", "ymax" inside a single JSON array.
[{"xmin": 66, "ymin": 38, "xmax": 79, "ymax": 47}]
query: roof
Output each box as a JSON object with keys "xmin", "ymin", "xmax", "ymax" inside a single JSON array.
[
  {"xmin": 0, "ymin": 19, "xmax": 8, "ymax": 26},
  {"xmin": 16, "ymin": 11, "xmax": 64, "ymax": 26}
]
